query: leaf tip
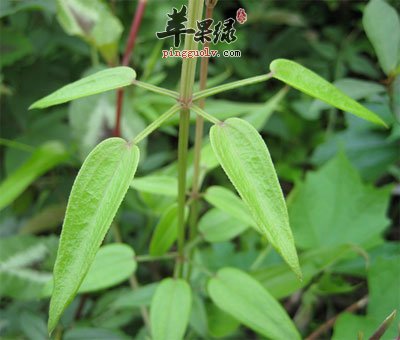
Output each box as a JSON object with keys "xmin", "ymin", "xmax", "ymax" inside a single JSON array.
[
  {"xmin": 269, "ymin": 58, "xmax": 287, "ymax": 74},
  {"xmin": 28, "ymin": 101, "xmax": 39, "ymax": 110},
  {"xmin": 47, "ymin": 318, "xmax": 56, "ymax": 337}
]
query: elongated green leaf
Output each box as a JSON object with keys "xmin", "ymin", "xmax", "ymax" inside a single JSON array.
[
  {"xmin": 149, "ymin": 204, "xmax": 186, "ymax": 256},
  {"xmin": 111, "ymin": 283, "xmax": 158, "ymax": 310},
  {"xmin": 0, "ymin": 235, "xmax": 57, "ymax": 300},
  {"xmin": 198, "ymin": 208, "xmax": 248, "ymax": 243},
  {"xmin": 204, "ymin": 186, "xmax": 255, "ymax": 227},
  {"xmin": 42, "ymin": 244, "xmax": 137, "ymax": 296},
  {"xmin": 363, "ymin": 0, "xmax": 400, "ymax": 75},
  {"xmin": 131, "ymin": 175, "xmax": 177, "ymax": 197},
  {"xmin": 20, "ymin": 204, "xmax": 66, "ymax": 234},
  {"xmin": 208, "ymin": 268, "xmax": 300, "ymax": 339},
  {"xmin": 79, "ymin": 244, "xmax": 136, "ymax": 292},
  {"xmin": 48, "ymin": 137, "xmax": 140, "ymax": 333},
  {"xmin": 150, "ymin": 278, "xmax": 192, "ymax": 340},
  {"xmin": 30, "ymin": 67, "xmax": 136, "ymax": 109},
  {"xmin": 0, "ymin": 141, "xmax": 68, "ymax": 211},
  {"xmin": 210, "ymin": 118, "xmax": 301, "ymax": 278},
  {"xmin": 57, "ymin": 0, "xmax": 123, "ymax": 64},
  {"xmin": 252, "ymin": 245, "xmax": 352, "ymax": 299},
  {"xmin": 270, "ymin": 59, "xmax": 387, "ymax": 126}
]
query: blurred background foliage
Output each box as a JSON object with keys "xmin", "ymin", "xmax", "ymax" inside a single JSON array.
[{"xmin": 0, "ymin": 0, "xmax": 399, "ymax": 339}]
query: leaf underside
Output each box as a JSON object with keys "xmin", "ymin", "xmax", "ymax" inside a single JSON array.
[
  {"xmin": 30, "ymin": 67, "xmax": 136, "ymax": 109},
  {"xmin": 210, "ymin": 118, "xmax": 301, "ymax": 279},
  {"xmin": 270, "ymin": 58, "xmax": 387, "ymax": 127},
  {"xmin": 48, "ymin": 137, "xmax": 140, "ymax": 333}
]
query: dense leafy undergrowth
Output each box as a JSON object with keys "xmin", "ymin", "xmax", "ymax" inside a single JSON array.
[{"xmin": 0, "ymin": 0, "xmax": 399, "ymax": 339}]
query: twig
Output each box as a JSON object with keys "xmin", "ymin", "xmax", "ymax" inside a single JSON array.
[
  {"xmin": 74, "ymin": 294, "xmax": 88, "ymax": 320},
  {"xmin": 114, "ymin": 0, "xmax": 148, "ymax": 137},
  {"xmin": 369, "ymin": 310, "xmax": 397, "ymax": 340},
  {"xmin": 128, "ymin": 275, "xmax": 151, "ymax": 330},
  {"xmin": 305, "ymin": 296, "xmax": 368, "ymax": 340}
]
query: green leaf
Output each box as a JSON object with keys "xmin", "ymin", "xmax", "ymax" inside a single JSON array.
[
  {"xmin": 311, "ymin": 128, "xmax": 399, "ymax": 182},
  {"xmin": 289, "ymin": 153, "xmax": 392, "ymax": 250},
  {"xmin": 20, "ymin": 311, "xmax": 48, "ymax": 340},
  {"xmin": 30, "ymin": 67, "xmax": 136, "ymax": 109},
  {"xmin": 368, "ymin": 256, "xmax": 400, "ymax": 321},
  {"xmin": 150, "ymin": 278, "xmax": 192, "ymax": 340},
  {"xmin": 111, "ymin": 283, "xmax": 158, "ymax": 310},
  {"xmin": 131, "ymin": 175, "xmax": 177, "ymax": 197},
  {"xmin": 63, "ymin": 327, "xmax": 130, "ymax": 340},
  {"xmin": 208, "ymin": 267, "xmax": 300, "ymax": 339},
  {"xmin": 48, "ymin": 137, "xmax": 140, "ymax": 333},
  {"xmin": 269, "ymin": 59, "xmax": 387, "ymax": 126},
  {"xmin": 0, "ymin": 28, "xmax": 33, "ymax": 67},
  {"xmin": 42, "ymin": 244, "xmax": 137, "ymax": 296},
  {"xmin": 307, "ymin": 78, "xmax": 387, "ymax": 119},
  {"xmin": 0, "ymin": 235, "xmax": 57, "ymax": 300},
  {"xmin": 189, "ymin": 294, "xmax": 209, "ymax": 338},
  {"xmin": 244, "ymin": 86, "xmax": 288, "ymax": 130},
  {"xmin": 20, "ymin": 203, "xmax": 66, "ymax": 234},
  {"xmin": 207, "ymin": 303, "xmax": 240, "ymax": 338},
  {"xmin": 69, "ymin": 86, "xmax": 146, "ymax": 160},
  {"xmin": 363, "ymin": 0, "xmax": 400, "ymax": 75},
  {"xmin": 252, "ymin": 245, "xmax": 353, "ymax": 299},
  {"xmin": 204, "ymin": 186, "xmax": 255, "ymax": 227},
  {"xmin": 56, "ymin": 0, "xmax": 123, "ymax": 63},
  {"xmin": 333, "ymin": 314, "xmax": 381, "ymax": 340},
  {"xmin": 333, "ymin": 256, "xmax": 400, "ymax": 339},
  {"xmin": 0, "ymin": 141, "xmax": 68, "ymax": 211},
  {"xmin": 210, "ymin": 118, "xmax": 301, "ymax": 278},
  {"xmin": 149, "ymin": 204, "xmax": 187, "ymax": 256},
  {"xmin": 198, "ymin": 208, "xmax": 248, "ymax": 243}
]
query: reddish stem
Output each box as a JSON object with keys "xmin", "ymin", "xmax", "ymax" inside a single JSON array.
[{"xmin": 114, "ymin": 0, "xmax": 147, "ymax": 137}]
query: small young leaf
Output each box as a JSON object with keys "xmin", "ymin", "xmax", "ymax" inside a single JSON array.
[
  {"xmin": 204, "ymin": 186, "xmax": 255, "ymax": 227},
  {"xmin": 270, "ymin": 59, "xmax": 387, "ymax": 127},
  {"xmin": 150, "ymin": 278, "xmax": 192, "ymax": 340},
  {"xmin": 363, "ymin": 0, "xmax": 400, "ymax": 75},
  {"xmin": 198, "ymin": 208, "xmax": 248, "ymax": 243},
  {"xmin": 0, "ymin": 141, "xmax": 68, "ymax": 211},
  {"xmin": 149, "ymin": 204, "xmax": 187, "ymax": 256},
  {"xmin": 57, "ymin": 0, "xmax": 123, "ymax": 64},
  {"xmin": 48, "ymin": 137, "xmax": 139, "ymax": 333},
  {"xmin": 131, "ymin": 175, "xmax": 177, "ymax": 197},
  {"xmin": 208, "ymin": 267, "xmax": 300, "ymax": 339},
  {"xmin": 42, "ymin": 243, "xmax": 137, "ymax": 296},
  {"xmin": 210, "ymin": 118, "xmax": 301, "ymax": 278},
  {"xmin": 30, "ymin": 67, "xmax": 136, "ymax": 109}
]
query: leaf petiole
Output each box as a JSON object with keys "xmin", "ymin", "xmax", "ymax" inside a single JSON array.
[
  {"xmin": 133, "ymin": 104, "xmax": 180, "ymax": 144},
  {"xmin": 192, "ymin": 72, "xmax": 273, "ymax": 101},
  {"xmin": 191, "ymin": 104, "xmax": 221, "ymax": 125},
  {"xmin": 133, "ymin": 80, "xmax": 180, "ymax": 99}
]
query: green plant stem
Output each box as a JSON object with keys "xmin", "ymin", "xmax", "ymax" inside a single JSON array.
[
  {"xmin": 191, "ymin": 104, "xmax": 221, "ymax": 124},
  {"xmin": 176, "ymin": 108, "xmax": 191, "ymax": 278},
  {"xmin": 133, "ymin": 80, "xmax": 179, "ymax": 99},
  {"xmin": 192, "ymin": 72, "xmax": 274, "ymax": 101},
  {"xmin": 0, "ymin": 138, "xmax": 34, "ymax": 152},
  {"xmin": 175, "ymin": 0, "xmax": 204, "ymax": 279},
  {"xmin": 186, "ymin": 4, "xmax": 215, "ymax": 281},
  {"xmin": 133, "ymin": 104, "xmax": 180, "ymax": 144}
]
